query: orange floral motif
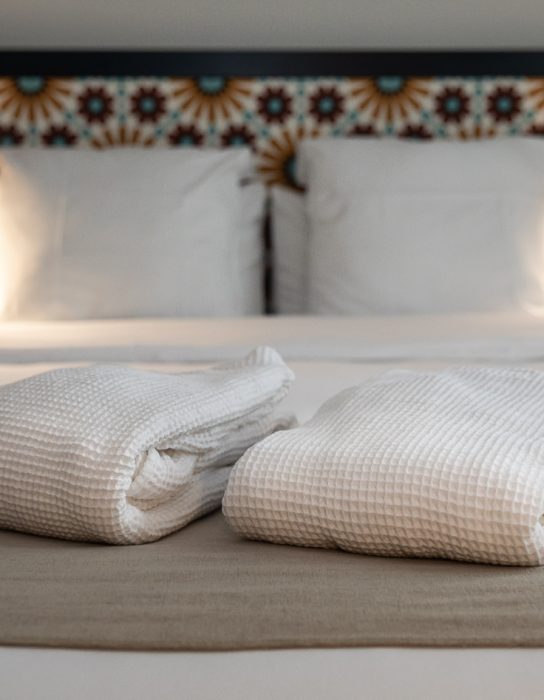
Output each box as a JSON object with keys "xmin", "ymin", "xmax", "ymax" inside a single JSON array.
[
  {"xmin": 90, "ymin": 125, "xmax": 155, "ymax": 148},
  {"xmin": 171, "ymin": 78, "xmax": 252, "ymax": 121},
  {"xmin": 525, "ymin": 79, "xmax": 544, "ymax": 111},
  {"xmin": 0, "ymin": 77, "xmax": 72, "ymax": 121},
  {"xmin": 349, "ymin": 77, "xmax": 431, "ymax": 123},
  {"xmin": 258, "ymin": 125, "xmax": 319, "ymax": 189}
]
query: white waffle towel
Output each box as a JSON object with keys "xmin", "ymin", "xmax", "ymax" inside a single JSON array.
[
  {"xmin": 0, "ymin": 347, "xmax": 294, "ymax": 544},
  {"xmin": 224, "ymin": 366, "xmax": 544, "ymax": 566}
]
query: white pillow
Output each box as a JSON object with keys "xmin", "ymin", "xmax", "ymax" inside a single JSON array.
[
  {"xmin": 298, "ymin": 138, "xmax": 544, "ymax": 316},
  {"xmin": 239, "ymin": 181, "xmax": 266, "ymax": 315},
  {"xmin": 0, "ymin": 148, "xmax": 263, "ymax": 319},
  {"xmin": 270, "ymin": 186, "xmax": 309, "ymax": 314}
]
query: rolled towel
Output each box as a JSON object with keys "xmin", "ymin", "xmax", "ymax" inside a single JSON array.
[
  {"xmin": 0, "ymin": 347, "xmax": 294, "ymax": 544},
  {"xmin": 224, "ymin": 366, "xmax": 544, "ymax": 566}
]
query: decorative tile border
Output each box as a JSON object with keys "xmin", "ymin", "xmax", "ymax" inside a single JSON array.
[{"xmin": 1, "ymin": 75, "xmax": 544, "ymax": 188}]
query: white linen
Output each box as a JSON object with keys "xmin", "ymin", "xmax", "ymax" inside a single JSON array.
[
  {"xmin": 0, "ymin": 148, "xmax": 260, "ymax": 319},
  {"xmin": 225, "ymin": 365, "xmax": 544, "ymax": 565},
  {"xmin": 3, "ymin": 312, "xmax": 544, "ymax": 364},
  {"xmin": 298, "ymin": 138, "xmax": 544, "ymax": 315},
  {"xmin": 270, "ymin": 186, "xmax": 308, "ymax": 313},
  {"xmin": 2, "ymin": 315, "xmax": 544, "ymax": 694},
  {"xmin": 4, "ymin": 313, "xmax": 544, "ymax": 428},
  {"xmin": 0, "ymin": 347, "xmax": 293, "ymax": 544},
  {"xmin": 239, "ymin": 182, "xmax": 266, "ymax": 314}
]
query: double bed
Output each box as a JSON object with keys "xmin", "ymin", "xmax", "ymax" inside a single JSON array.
[
  {"xmin": 3, "ymin": 49, "xmax": 544, "ymax": 699},
  {"xmin": 2, "ymin": 314, "xmax": 544, "ymax": 699}
]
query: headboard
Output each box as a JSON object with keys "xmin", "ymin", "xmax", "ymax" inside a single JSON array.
[
  {"xmin": 2, "ymin": 50, "xmax": 544, "ymax": 311},
  {"xmin": 2, "ymin": 50, "xmax": 544, "ymax": 191}
]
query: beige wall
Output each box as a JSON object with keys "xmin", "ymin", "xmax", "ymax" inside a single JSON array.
[{"xmin": 1, "ymin": 0, "xmax": 544, "ymax": 49}]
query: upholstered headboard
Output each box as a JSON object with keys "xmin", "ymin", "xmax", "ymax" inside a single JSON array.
[{"xmin": 2, "ymin": 51, "xmax": 544, "ymax": 191}]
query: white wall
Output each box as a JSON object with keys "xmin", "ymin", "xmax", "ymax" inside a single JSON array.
[{"xmin": 1, "ymin": 0, "xmax": 544, "ymax": 49}]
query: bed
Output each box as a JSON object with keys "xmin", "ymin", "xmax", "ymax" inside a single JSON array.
[
  {"xmin": 1, "ymin": 314, "xmax": 544, "ymax": 699},
  {"xmin": 3, "ymin": 49, "xmax": 544, "ymax": 699}
]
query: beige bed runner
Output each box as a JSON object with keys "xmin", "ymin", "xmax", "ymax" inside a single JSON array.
[{"xmin": 1, "ymin": 511, "xmax": 543, "ymax": 651}]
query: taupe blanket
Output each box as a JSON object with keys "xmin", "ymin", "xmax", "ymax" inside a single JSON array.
[{"xmin": 1, "ymin": 511, "xmax": 543, "ymax": 651}]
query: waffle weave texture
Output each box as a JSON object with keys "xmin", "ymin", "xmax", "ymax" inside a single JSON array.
[
  {"xmin": 224, "ymin": 366, "xmax": 544, "ymax": 566},
  {"xmin": 0, "ymin": 347, "xmax": 294, "ymax": 544}
]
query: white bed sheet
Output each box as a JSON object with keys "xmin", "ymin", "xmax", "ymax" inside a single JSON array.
[
  {"xmin": 2, "ymin": 311, "xmax": 544, "ymax": 364},
  {"xmin": 2, "ymin": 312, "xmax": 544, "ymax": 699}
]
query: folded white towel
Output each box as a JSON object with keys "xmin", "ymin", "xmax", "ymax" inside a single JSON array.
[
  {"xmin": 224, "ymin": 367, "xmax": 544, "ymax": 566},
  {"xmin": 0, "ymin": 347, "xmax": 294, "ymax": 544}
]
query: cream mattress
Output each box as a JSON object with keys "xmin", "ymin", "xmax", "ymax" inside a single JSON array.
[{"xmin": 2, "ymin": 312, "xmax": 544, "ymax": 699}]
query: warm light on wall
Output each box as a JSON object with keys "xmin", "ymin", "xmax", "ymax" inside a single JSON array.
[
  {"xmin": 0, "ymin": 188, "xmax": 31, "ymax": 321},
  {"xmin": 0, "ymin": 208, "xmax": 10, "ymax": 318},
  {"xmin": 520, "ymin": 203, "xmax": 544, "ymax": 318},
  {"xmin": 0, "ymin": 162, "xmax": 11, "ymax": 319},
  {"xmin": 0, "ymin": 161, "xmax": 37, "ymax": 321}
]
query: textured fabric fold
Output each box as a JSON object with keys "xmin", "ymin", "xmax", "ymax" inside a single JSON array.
[
  {"xmin": 224, "ymin": 366, "xmax": 544, "ymax": 566},
  {"xmin": 0, "ymin": 346, "xmax": 294, "ymax": 544}
]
